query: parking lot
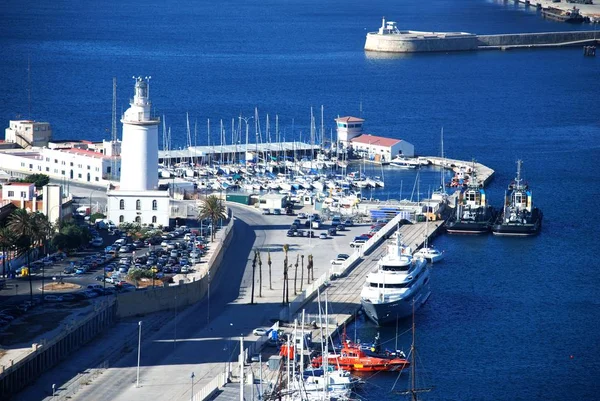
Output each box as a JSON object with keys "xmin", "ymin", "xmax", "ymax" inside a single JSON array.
[{"xmin": 0, "ymin": 220, "xmax": 223, "ymax": 337}]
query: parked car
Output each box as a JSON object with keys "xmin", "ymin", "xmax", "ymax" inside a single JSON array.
[
  {"xmin": 350, "ymin": 238, "xmax": 367, "ymax": 248},
  {"xmin": 90, "ymin": 237, "xmax": 104, "ymax": 247},
  {"xmin": 261, "ymin": 208, "xmax": 271, "ymax": 215},
  {"xmin": 61, "ymin": 294, "xmax": 76, "ymax": 301},
  {"xmin": 327, "ymin": 228, "xmax": 337, "ymax": 236},
  {"xmin": 337, "ymin": 254, "xmax": 350, "ymax": 260},
  {"xmin": 319, "ymin": 232, "xmax": 328, "ymax": 239},
  {"xmin": 273, "ymin": 209, "xmax": 281, "ymax": 215}
]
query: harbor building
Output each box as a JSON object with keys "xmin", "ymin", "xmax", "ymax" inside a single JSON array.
[
  {"xmin": 335, "ymin": 116, "xmax": 415, "ymax": 159},
  {"xmin": 335, "ymin": 116, "xmax": 365, "ymax": 148},
  {"xmin": 350, "ymin": 134, "xmax": 414, "ymax": 160},
  {"xmin": 4, "ymin": 120, "xmax": 52, "ymax": 148},
  {"xmin": 107, "ymin": 77, "xmax": 170, "ymax": 227},
  {"xmin": 0, "ymin": 140, "xmax": 120, "ymax": 185}
]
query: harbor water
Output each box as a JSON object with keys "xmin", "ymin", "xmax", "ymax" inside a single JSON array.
[{"xmin": 1, "ymin": 0, "xmax": 599, "ymax": 399}]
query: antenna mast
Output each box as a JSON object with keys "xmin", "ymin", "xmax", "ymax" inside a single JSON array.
[
  {"xmin": 111, "ymin": 77, "xmax": 118, "ymax": 181},
  {"xmin": 27, "ymin": 56, "xmax": 32, "ymax": 119}
]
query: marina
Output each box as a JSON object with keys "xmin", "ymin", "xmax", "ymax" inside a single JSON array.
[{"xmin": 1, "ymin": 0, "xmax": 599, "ymax": 400}]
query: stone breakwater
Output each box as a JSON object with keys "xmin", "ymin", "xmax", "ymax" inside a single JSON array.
[{"xmin": 365, "ymin": 30, "xmax": 599, "ymax": 53}]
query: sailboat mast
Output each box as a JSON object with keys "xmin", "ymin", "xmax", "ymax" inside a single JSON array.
[{"xmin": 411, "ymin": 301, "xmax": 417, "ymax": 401}]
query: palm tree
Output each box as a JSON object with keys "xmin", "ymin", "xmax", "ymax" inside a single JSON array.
[
  {"xmin": 267, "ymin": 250, "xmax": 272, "ymax": 290},
  {"xmin": 282, "ymin": 244, "xmax": 289, "ymax": 305},
  {"xmin": 300, "ymin": 255, "xmax": 305, "ymax": 292},
  {"xmin": 0, "ymin": 227, "xmax": 16, "ymax": 278},
  {"xmin": 31, "ymin": 212, "xmax": 52, "ymax": 301},
  {"xmin": 258, "ymin": 251, "xmax": 263, "ymax": 297},
  {"xmin": 197, "ymin": 195, "xmax": 227, "ymax": 241},
  {"xmin": 8, "ymin": 209, "xmax": 36, "ymax": 303},
  {"xmin": 293, "ymin": 254, "xmax": 299, "ymax": 295},
  {"xmin": 251, "ymin": 249, "xmax": 257, "ymax": 304}
]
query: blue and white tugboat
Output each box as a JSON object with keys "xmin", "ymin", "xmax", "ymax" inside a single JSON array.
[
  {"xmin": 445, "ymin": 168, "xmax": 496, "ymax": 234},
  {"xmin": 492, "ymin": 160, "xmax": 543, "ymax": 236}
]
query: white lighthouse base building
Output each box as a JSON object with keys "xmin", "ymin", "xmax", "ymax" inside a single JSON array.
[{"xmin": 107, "ymin": 190, "xmax": 171, "ymax": 227}]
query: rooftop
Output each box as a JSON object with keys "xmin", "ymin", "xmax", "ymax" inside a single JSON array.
[
  {"xmin": 350, "ymin": 134, "xmax": 401, "ymax": 147},
  {"xmin": 4, "ymin": 182, "xmax": 34, "ymax": 187},
  {"xmin": 59, "ymin": 148, "xmax": 110, "ymax": 159},
  {"xmin": 335, "ymin": 116, "xmax": 365, "ymax": 123}
]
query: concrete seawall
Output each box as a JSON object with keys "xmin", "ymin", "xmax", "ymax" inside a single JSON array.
[{"xmin": 478, "ymin": 31, "xmax": 599, "ymax": 48}]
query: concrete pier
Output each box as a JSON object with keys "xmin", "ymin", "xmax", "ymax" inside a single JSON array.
[{"xmin": 478, "ymin": 31, "xmax": 600, "ymax": 50}]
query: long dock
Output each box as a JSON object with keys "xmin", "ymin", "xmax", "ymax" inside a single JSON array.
[{"xmin": 278, "ymin": 159, "xmax": 494, "ymax": 338}]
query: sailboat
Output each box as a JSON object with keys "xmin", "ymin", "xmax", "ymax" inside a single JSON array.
[{"xmin": 396, "ymin": 302, "xmax": 434, "ymax": 401}]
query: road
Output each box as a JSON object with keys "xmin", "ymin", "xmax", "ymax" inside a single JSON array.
[{"xmin": 12, "ymin": 204, "xmax": 371, "ymax": 401}]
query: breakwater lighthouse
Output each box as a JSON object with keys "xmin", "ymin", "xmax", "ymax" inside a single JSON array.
[{"xmin": 107, "ymin": 77, "xmax": 170, "ymax": 227}]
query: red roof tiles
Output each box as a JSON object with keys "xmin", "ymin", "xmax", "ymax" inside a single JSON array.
[{"xmin": 350, "ymin": 134, "xmax": 401, "ymax": 147}]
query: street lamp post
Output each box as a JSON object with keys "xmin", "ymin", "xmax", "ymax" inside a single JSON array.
[
  {"xmin": 239, "ymin": 116, "xmax": 253, "ymax": 158},
  {"xmin": 207, "ymin": 270, "xmax": 211, "ymax": 324},
  {"xmin": 52, "ymin": 383, "xmax": 56, "ymax": 398},
  {"xmin": 136, "ymin": 320, "xmax": 142, "ymax": 388},
  {"xmin": 190, "ymin": 372, "xmax": 195, "ymax": 401}
]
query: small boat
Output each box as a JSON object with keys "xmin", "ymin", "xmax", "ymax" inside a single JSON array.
[
  {"xmin": 413, "ymin": 246, "xmax": 444, "ymax": 263},
  {"xmin": 390, "ymin": 156, "xmax": 418, "ymax": 169},
  {"xmin": 311, "ymin": 332, "xmax": 410, "ymax": 372},
  {"xmin": 492, "ymin": 160, "xmax": 543, "ymax": 236}
]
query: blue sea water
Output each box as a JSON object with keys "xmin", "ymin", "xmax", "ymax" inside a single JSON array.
[{"xmin": 1, "ymin": 0, "xmax": 599, "ymax": 399}]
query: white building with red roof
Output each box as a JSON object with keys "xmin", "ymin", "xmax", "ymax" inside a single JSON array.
[
  {"xmin": 335, "ymin": 116, "xmax": 414, "ymax": 160},
  {"xmin": 0, "ymin": 140, "xmax": 120, "ymax": 186}
]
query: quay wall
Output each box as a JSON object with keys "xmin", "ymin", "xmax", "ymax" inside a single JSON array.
[
  {"xmin": 477, "ymin": 31, "xmax": 600, "ymax": 47},
  {"xmin": 0, "ymin": 299, "xmax": 117, "ymax": 399}
]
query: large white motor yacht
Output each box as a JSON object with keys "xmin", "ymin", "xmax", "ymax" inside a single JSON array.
[{"xmin": 360, "ymin": 234, "xmax": 431, "ymax": 325}]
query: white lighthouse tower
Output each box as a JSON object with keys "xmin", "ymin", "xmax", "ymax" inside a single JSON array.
[
  {"xmin": 120, "ymin": 76, "xmax": 159, "ymax": 191},
  {"xmin": 107, "ymin": 77, "xmax": 171, "ymax": 228}
]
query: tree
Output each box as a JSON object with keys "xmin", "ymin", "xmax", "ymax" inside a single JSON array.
[
  {"xmin": 267, "ymin": 250, "xmax": 272, "ymax": 290},
  {"xmin": 293, "ymin": 255, "xmax": 299, "ymax": 295},
  {"xmin": 0, "ymin": 227, "xmax": 16, "ymax": 278},
  {"xmin": 31, "ymin": 212, "xmax": 51, "ymax": 301},
  {"xmin": 258, "ymin": 250, "xmax": 263, "ymax": 298},
  {"xmin": 282, "ymin": 244, "xmax": 289, "ymax": 305},
  {"xmin": 8, "ymin": 209, "xmax": 36, "ymax": 303},
  {"xmin": 250, "ymin": 249, "xmax": 257, "ymax": 304},
  {"xmin": 52, "ymin": 222, "xmax": 92, "ymax": 251},
  {"xmin": 307, "ymin": 254, "xmax": 314, "ymax": 284},
  {"xmin": 300, "ymin": 255, "xmax": 305, "ymax": 292},
  {"xmin": 197, "ymin": 195, "xmax": 227, "ymax": 241},
  {"xmin": 90, "ymin": 212, "xmax": 106, "ymax": 223},
  {"xmin": 15, "ymin": 173, "xmax": 50, "ymax": 189}
]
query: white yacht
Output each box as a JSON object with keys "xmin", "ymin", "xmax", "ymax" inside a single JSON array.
[{"xmin": 360, "ymin": 234, "xmax": 431, "ymax": 325}]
